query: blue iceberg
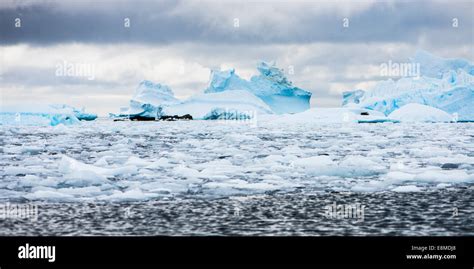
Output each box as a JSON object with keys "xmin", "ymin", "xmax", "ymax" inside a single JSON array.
[
  {"xmin": 50, "ymin": 104, "xmax": 97, "ymax": 121},
  {"xmin": 112, "ymin": 80, "xmax": 178, "ymax": 120},
  {"xmin": 411, "ymin": 50, "xmax": 474, "ymax": 79},
  {"xmin": 0, "ymin": 104, "xmax": 82, "ymax": 126},
  {"xmin": 342, "ymin": 89, "xmax": 365, "ymax": 106},
  {"xmin": 343, "ymin": 50, "xmax": 474, "ymax": 121},
  {"xmin": 115, "ymin": 62, "xmax": 311, "ymax": 120},
  {"xmin": 205, "ymin": 61, "xmax": 312, "ymax": 114}
]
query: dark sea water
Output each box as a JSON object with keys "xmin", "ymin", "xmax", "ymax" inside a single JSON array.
[{"xmin": 1, "ymin": 187, "xmax": 472, "ymax": 236}]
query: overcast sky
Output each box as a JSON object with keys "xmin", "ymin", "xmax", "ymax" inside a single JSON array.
[{"xmin": 1, "ymin": 0, "xmax": 473, "ymax": 116}]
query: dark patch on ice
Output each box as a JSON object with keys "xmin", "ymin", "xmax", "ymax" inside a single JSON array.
[{"xmin": 441, "ymin": 163, "xmax": 459, "ymax": 169}]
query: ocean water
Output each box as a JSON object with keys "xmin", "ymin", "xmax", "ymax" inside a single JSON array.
[{"xmin": 1, "ymin": 189, "xmax": 473, "ymax": 236}]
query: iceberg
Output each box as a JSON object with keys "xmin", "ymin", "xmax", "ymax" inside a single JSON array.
[
  {"xmin": 0, "ymin": 104, "xmax": 87, "ymax": 126},
  {"xmin": 411, "ymin": 50, "xmax": 474, "ymax": 79},
  {"xmin": 113, "ymin": 80, "xmax": 178, "ymax": 120},
  {"xmin": 388, "ymin": 103, "xmax": 454, "ymax": 123},
  {"xmin": 342, "ymin": 89, "xmax": 365, "ymax": 106},
  {"xmin": 0, "ymin": 104, "xmax": 96, "ymax": 126},
  {"xmin": 131, "ymin": 80, "xmax": 178, "ymax": 106},
  {"xmin": 115, "ymin": 78, "xmax": 274, "ymax": 120},
  {"xmin": 343, "ymin": 50, "xmax": 474, "ymax": 121},
  {"xmin": 50, "ymin": 104, "xmax": 97, "ymax": 121},
  {"xmin": 205, "ymin": 61, "xmax": 312, "ymax": 114},
  {"xmin": 114, "ymin": 62, "xmax": 312, "ymax": 121}
]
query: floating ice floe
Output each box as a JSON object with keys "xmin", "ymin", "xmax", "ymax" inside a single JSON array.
[
  {"xmin": 391, "ymin": 185, "xmax": 422, "ymax": 192},
  {"xmin": 291, "ymin": 155, "xmax": 387, "ymax": 177},
  {"xmin": 59, "ymin": 155, "xmax": 138, "ymax": 186},
  {"xmin": 342, "ymin": 50, "xmax": 474, "ymax": 121},
  {"xmin": 351, "ymin": 163, "xmax": 474, "ymax": 193}
]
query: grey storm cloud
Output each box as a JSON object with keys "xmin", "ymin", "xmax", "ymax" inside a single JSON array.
[{"xmin": 0, "ymin": 0, "xmax": 472, "ymax": 45}]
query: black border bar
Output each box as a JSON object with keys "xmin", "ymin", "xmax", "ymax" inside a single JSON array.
[{"xmin": 0, "ymin": 236, "xmax": 472, "ymax": 266}]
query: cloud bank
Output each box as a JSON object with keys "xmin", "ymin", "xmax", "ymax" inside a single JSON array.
[{"xmin": 0, "ymin": 0, "xmax": 472, "ymax": 115}]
